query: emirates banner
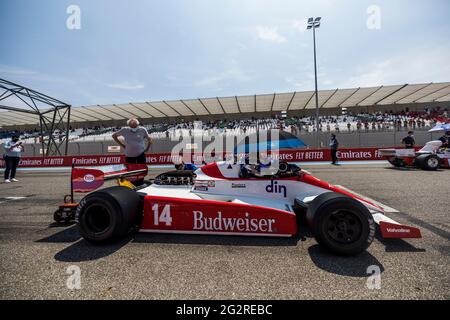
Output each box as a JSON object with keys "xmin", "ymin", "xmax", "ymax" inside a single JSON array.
[{"xmin": 0, "ymin": 147, "xmax": 388, "ymax": 168}]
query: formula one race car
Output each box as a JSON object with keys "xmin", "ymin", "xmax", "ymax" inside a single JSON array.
[
  {"xmin": 68, "ymin": 160, "xmax": 422, "ymax": 256},
  {"xmin": 379, "ymin": 140, "xmax": 450, "ymax": 170}
]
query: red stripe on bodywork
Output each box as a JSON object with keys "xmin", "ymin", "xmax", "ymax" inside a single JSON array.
[
  {"xmin": 200, "ymin": 163, "xmax": 384, "ymax": 211},
  {"xmin": 199, "ymin": 162, "xmax": 300, "ymax": 181},
  {"xmin": 299, "ymin": 173, "xmax": 384, "ymax": 211},
  {"xmin": 200, "ymin": 162, "xmax": 385, "ymax": 215},
  {"xmin": 199, "ymin": 162, "xmax": 224, "ymax": 178}
]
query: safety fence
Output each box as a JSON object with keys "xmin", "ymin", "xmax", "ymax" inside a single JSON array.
[{"xmin": 0, "ymin": 147, "xmax": 398, "ymax": 168}]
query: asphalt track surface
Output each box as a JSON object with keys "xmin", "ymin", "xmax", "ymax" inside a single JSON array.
[{"xmin": 0, "ymin": 164, "xmax": 449, "ymax": 299}]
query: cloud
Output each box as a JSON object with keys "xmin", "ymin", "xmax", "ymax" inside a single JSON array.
[
  {"xmin": 285, "ymin": 68, "xmax": 332, "ymax": 90},
  {"xmin": 292, "ymin": 19, "xmax": 308, "ymax": 33},
  {"xmin": 0, "ymin": 65, "xmax": 38, "ymax": 76},
  {"xmin": 0, "ymin": 65, "xmax": 78, "ymax": 87},
  {"xmin": 195, "ymin": 75, "xmax": 224, "ymax": 87},
  {"xmin": 284, "ymin": 45, "xmax": 450, "ymax": 92},
  {"xmin": 339, "ymin": 46, "xmax": 450, "ymax": 88},
  {"xmin": 106, "ymin": 82, "xmax": 145, "ymax": 90},
  {"xmin": 194, "ymin": 66, "xmax": 252, "ymax": 87},
  {"xmin": 255, "ymin": 26, "xmax": 286, "ymax": 43}
]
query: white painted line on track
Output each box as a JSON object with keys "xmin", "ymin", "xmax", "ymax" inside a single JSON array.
[
  {"xmin": 0, "ymin": 196, "xmax": 27, "ymax": 204},
  {"xmin": 335, "ymin": 185, "xmax": 399, "ymax": 213}
]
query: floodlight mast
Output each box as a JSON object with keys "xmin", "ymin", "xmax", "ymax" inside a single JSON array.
[{"xmin": 307, "ymin": 17, "xmax": 321, "ymax": 148}]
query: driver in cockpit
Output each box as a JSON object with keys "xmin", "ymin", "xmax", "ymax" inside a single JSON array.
[
  {"xmin": 438, "ymin": 131, "xmax": 450, "ymax": 150},
  {"xmin": 239, "ymin": 154, "xmax": 279, "ymax": 178},
  {"xmin": 174, "ymin": 161, "xmax": 198, "ymax": 171}
]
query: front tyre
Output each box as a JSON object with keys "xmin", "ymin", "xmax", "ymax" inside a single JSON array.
[
  {"xmin": 76, "ymin": 186, "xmax": 142, "ymax": 243},
  {"xmin": 306, "ymin": 192, "xmax": 375, "ymax": 256},
  {"xmin": 415, "ymin": 154, "xmax": 440, "ymax": 170}
]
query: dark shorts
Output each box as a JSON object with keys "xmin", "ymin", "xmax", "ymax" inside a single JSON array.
[
  {"xmin": 125, "ymin": 152, "xmax": 146, "ymax": 164},
  {"xmin": 125, "ymin": 152, "xmax": 146, "ymax": 186}
]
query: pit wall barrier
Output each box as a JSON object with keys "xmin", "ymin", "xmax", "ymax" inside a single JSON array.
[{"xmin": 0, "ymin": 147, "xmax": 400, "ymax": 168}]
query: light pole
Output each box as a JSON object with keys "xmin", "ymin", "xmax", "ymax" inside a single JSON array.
[{"xmin": 307, "ymin": 17, "xmax": 321, "ymax": 148}]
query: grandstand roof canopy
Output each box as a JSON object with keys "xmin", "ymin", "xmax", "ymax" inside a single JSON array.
[{"xmin": 1, "ymin": 81, "xmax": 450, "ymax": 127}]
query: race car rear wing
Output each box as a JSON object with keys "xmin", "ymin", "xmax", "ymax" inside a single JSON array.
[{"xmin": 71, "ymin": 163, "xmax": 148, "ymax": 193}]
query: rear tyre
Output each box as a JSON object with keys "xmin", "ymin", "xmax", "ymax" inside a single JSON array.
[
  {"xmin": 306, "ymin": 192, "xmax": 375, "ymax": 256},
  {"xmin": 415, "ymin": 154, "xmax": 440, "ymax": 170},
  {"xmin": 53, "ymin": 209, "xmax": 64, "ymax": 223},
  {"xmin": 77, "ymin": 186, "xmax": 142, "ymax": 243},
  {"xmin": 389, "ymin": 157, "xmax": 406, "ymax": 167}
]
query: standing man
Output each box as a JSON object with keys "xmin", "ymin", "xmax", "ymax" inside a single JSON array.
[
  {"xmin": 330, "ymin": 133, "xmax": 339, "ymax": 165},
  {"xmin": 401, "ymin": 131, "xmax": 415, "ymax": 149},
  {"xmin": 3, "ymin": 135, "xmax": 24, "ymax": 183},
  {"xmin": 437, "ymin": 131, "xmax": 450, "ymax": 148},
  {"xmin": 112, "ymin": 118, "xmax": 152, "ymax": 185}
]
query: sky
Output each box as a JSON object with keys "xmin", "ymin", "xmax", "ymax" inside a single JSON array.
[{"xmin": 0, "ymin": 0, "xmax": 449, "ymax": 107}]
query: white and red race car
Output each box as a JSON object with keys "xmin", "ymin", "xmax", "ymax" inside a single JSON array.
[
  {"xmin": 379, "ymin": 140, "xmax": 450, "ymax": 170},
  {"xmin": 72, "ymin": 161, "xmax": 421, "ymax": 256}
]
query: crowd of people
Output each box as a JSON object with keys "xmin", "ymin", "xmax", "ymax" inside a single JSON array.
[
  {"xmin": 89, "ymin": 107, "xmax": 449, "ymax": 139},
  {"xmin": 3, "ymin": 109, "xmax": 450, "ymax": 182},
  {"xmin": 1, "ymin": 107, "xmax": 449, "ymax": 144}
]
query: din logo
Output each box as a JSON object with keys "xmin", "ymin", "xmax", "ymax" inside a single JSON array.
[{"xmin": 265, "ymin": 180, "xmax": 287, "ymax": 198}]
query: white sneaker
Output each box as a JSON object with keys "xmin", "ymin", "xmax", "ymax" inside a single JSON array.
[
  {"xmin": 4, "ymin": 179, "xmax": 11, "ymax": 183},
  {"xmin": 11, "ymin": 178, "xmax": 19, "ymax": 182}
]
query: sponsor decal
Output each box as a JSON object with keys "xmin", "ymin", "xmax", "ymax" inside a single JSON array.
[
  {"xmin": 231, "ymin": 183, "xmax": 246, "ymax": 189},
  {"xmin": 265, "ymin": 180, "xmax": 287, "ymax": 198},
  {"xmin": 386, "ymin": 227, "xmax": 411, "ymax": 233},
  {"xmin": 83, "ymin": 174, "xmax": 95, "ymax": 183},
  {"xmin": 337, "ymin": 150, "xmax": 373, "ymax": 159},
  {"xmin": 107, "ymin": 146, "xmax": 121, "ymax": 153},
  {"xmin": 194, "ymin": 180, "xmax": 210, "ymax": 191},
  {"xmin": 379, "ymin": 221, "xmax": 421, "ymax": 238},
  {"xmin": 207, "ymin": 180, "xmax": 215, "ymax": 187},
  {"xmin": 193, "ymin": 211, "xmax": 276, "ymax": 233},
  {"xmin": 0, "ymin": 147, "xmax": 402, "ymax": 169}
]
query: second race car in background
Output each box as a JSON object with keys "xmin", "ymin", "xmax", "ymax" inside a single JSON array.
[{"xmin": 379, "ymin": 140, "xmax": 450, "ymax": 170}]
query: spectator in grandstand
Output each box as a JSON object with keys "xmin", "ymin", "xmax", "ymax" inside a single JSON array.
[
  {"xmin": 329, "ymin": 134, "xmax": 339, "ymax": 165},
  {"xmin": 401, "ymin": 131, "xmax": 415, "ymax": 149},
  {"xmin": 334, "ymin": 123, "xmax": 339, "ymax": 133},
  {"xmin": 3, "ymin": 135, "xmax": 24, "ymax": 183},
  {"xmin": 112, "ymin": 118, "xmax": 152, "ymax": 185}
]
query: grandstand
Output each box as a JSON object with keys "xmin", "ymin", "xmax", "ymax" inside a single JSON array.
[
  {"xmin": 1, "ymin": 82, "xmax": 449, "ymax": 153},
  {"xmin": 1, "ymin": 82, "xmax": 449, "ymax": 128}
]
